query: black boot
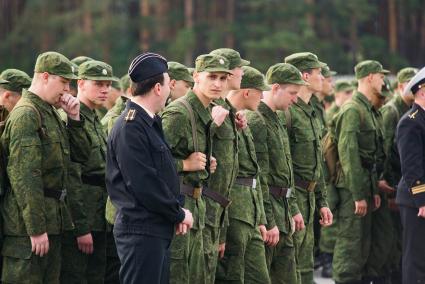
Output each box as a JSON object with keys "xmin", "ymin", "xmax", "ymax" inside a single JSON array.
[
  {"xmin": 314, "ymin": 253, "xmax": 323, "ymax": 270},
  {"xmin": 321, "ymin": 253, "xmax": 333, "ymax": 278}
]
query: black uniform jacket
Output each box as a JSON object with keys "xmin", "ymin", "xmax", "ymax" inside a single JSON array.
[
  {"xmin": 106, "ymin": 101, "xmax": 185, "ymax": 239},
  {"xmin": 396, "ymin": 103, "xmax": 425, "ymax": 208}
]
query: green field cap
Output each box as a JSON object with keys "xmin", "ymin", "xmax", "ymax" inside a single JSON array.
[
  {"xmin": 334, "ymin": 79, "xmax": 354, "ymax": 93},
  {"xmin": 120, "ymin": 74, "xmax": 131, "ymax": 92},
  {"xmin": 168, "ymin": 61, "xmax": 194, "ymax": 83},
  {"xmin": 78, "ymin": 60, "xmax": 119, "ymax": 81},
  {"xmin": 284, "ymin": 52, "xmax": 327, "ymax": 72},
  {"xmin": 71, "ymin": 56, "xmax": 94, "ymax": 66},
  {"xmin": 195, "ymin": 54, "xmax": 231, "ymax": 74},
  {"xmin": 240, "ymin": 66, "xmax": 270, "ymax": 91},
  {"xmin": 354, "ymin": 60, "xmax": 390, "ymax": 79},
  {"xmin": 0, "ymin": 69, "xmax": 31, "ymax": 92},
  {"xmin": 322, "ymin": 65, "xmax": 337, "ymax": 78},
  {"xmin": 266, "ymin": 63, "xmax": 308, "ymax": 85},
  {"xmin": 210, "ymin": 48, "xmax": 250, "ymax": 69},
  {"xmin": 34, "ymin": 51, "xmax": 78, "ymax": 80},
  {"xmin": 397, "ymin": 67, "xmax": 418, "ymax": 83}
]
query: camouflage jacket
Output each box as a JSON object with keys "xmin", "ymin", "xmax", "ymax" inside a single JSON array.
[
  {"xmin": 248, "ymin": 102, "xmax": 293, "ymax": 233},
  {"xmin": 1, "ymin": 90, "xmax": 90, "ymax": 237},
  {"xmin": 101, "ymin": 96, "xmax": 127, "ymax": 135}
]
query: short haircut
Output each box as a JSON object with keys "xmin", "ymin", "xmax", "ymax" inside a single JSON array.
[
  {"xmin": 132, "ymin": 73, "xmax": 165, "ymax": 97},
  {"xmin": 302, "ymin": 69, "xmax": 314, "ymax": 75}
]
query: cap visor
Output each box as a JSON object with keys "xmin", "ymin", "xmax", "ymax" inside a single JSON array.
[
  {"xmin": 81, "ymin": 75, "xmax": 119, "ymax": 82},
  {"xmin": 239, "ymin": 59, "xmax": 250, "ymax": 67},
  {"xmin": 183, "ymin": 75, "xmax": 195, "ymax": 83},
  {"xmin": 203, "ymin": 68, "xmax": 232, "ymax": 74},
  {"xmin": 381, "ymin": 69, "xmax": 390, "ymax": 74},
  {"xmin": 60, "ymin": 73, "xmax": 79, "ymax": 80}
]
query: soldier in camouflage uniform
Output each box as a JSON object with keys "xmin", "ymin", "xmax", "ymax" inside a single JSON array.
[
  {"xmin": 283, "ymin": 52, "xmax": 332, "ymax": 284},
  {"xmin": 161, "ymin": 54, "xmax": 230, "ymax": 284},
  {"xmin": 216, "ymin": 66, "xmax": 271, "ymax": 284},
  {"xmin": 60, "ymin": 60, "xmax": 118, "ymax": 284},
  {"xmin": 332, "ymin": 60, "xmax": 388, "ymax": 284},
  {"xmin": 167, "ymin": 61, "xmax": 194, "ymax": 103},
  {"xmin": 248, "ymin": 63, "xmax": 306, "ymax": 284},
  {"xmin": 0, "ymin": 51, "xmax": 89, "ymax": 284},
  {"xmin": 70, "ymin": 56, "xmax": 94, "ymax": 97},
  {"xmin": 325, "ymin": 80, "xmax": 355, "ymax": 125}
]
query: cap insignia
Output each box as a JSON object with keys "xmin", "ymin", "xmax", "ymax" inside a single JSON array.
[
  {"xmin": 102, "ymin": 69, "xmax": 108, "ymax": 75},
  {"xmin": 219, "ymin": 59, "xmax": 225, "ymax": 65}
]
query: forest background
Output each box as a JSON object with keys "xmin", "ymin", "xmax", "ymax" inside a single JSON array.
[{"xmin": 1, "ymin": 0, "xmax": 424, "ymax": 77}]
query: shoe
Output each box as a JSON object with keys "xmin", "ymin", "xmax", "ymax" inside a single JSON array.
[{"xmin": 321, "ymin": 253, "xmax": 333, "ymax": 278}]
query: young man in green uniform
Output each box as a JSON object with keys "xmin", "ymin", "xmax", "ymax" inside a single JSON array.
[
  {"xmin": 1, "ymin": 51, "xmax": 89, "ymax": 283},
  {"xmin": 332, "ymin": 60, "xmax": 388, "ymax": 284},
  {"xmin": 248, "ymin": 63, "xmax": 306, "ymax": 284},
  {"xmin": 60, "ymin": 60, "xmax": 118, "ymax": 283},
  {"xmin": 167, "ymin": 61, "xmax": 194, "ymax": 103},
  {"xmin": 162, "ymin": 54, "xmax": 230, "ymax": 284},
  {"xmin": 216, "ymin": 66, "xmax": 271, "ymax": 284},
  {"xmin": 283, "ymin": 52, "xmax": 333, "ymax": 284}
]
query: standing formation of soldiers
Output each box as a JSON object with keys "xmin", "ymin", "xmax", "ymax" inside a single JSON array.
[{"xmin": 0, "ymin": 47, "xmax": 421, "ymax": 284}]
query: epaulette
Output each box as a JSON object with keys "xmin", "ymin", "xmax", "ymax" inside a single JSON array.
[
  {"xmin": 408, "ymin": 109, "xmax": 418, "ymax": 119},
  {"xmin": 124, "ymin": 109, "xmax": 137, "ymax": 121}
]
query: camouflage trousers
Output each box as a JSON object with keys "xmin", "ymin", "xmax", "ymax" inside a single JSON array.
[
  {"xmin": 332, "ymin": 187, "xmax": 372, "ymax": 283},
  {"xmin": 1, "ymin": 235, "xmax": 61, "ymax": 284},
  {"xmin": 104, "ymin": 229, "xmax": 120, "ymax": 284},
  {"xmin": 60, "ymin": 230, "xmax": 107, "ymax": 284},
  {"xmin": 170, "ymin": 196, "xmax": 206, "ymax": 284},
  {"xmin": 265, "ymin": 232, "xmax": 297, "ymax": 284},
  {"xmin": 216, "ymin": 218, "xmax": 270, "ymax": 284},
  {"xmin": 365, "ymin": 195, "xmax": 396, "ymax": 278},
  {"xmin": 319, "ymin": 184, "xmax": 339, "ymax": 254}
]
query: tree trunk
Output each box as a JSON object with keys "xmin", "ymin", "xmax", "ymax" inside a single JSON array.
[
  {"xmin": 140, "ymin": 0, "xmax": 150, "ymax": 52},
  {"xmin": 388, "ymin": 0, "xmax": 397, "ymax": 53},
  {"xmin": 184, "ymin": 0, "xmax": 194, "ymax": 65},
  {"xmin": 225, "ymin": 0, "xmax": 235, "ymax": 48}
]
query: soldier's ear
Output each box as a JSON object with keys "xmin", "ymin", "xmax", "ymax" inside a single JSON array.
[{"xmin": 169, "ymin": 79, "xmax": 176, "ymax": 89}]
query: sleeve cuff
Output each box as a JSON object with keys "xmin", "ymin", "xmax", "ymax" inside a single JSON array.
[
  {"xmin": 67, "ymin": 117, "xmax": 84, "ymax": 127},
  {"xmin": 412, "ymin": 183, "xmax": 425, "ymax": 207},
  {"xmin": 175, "ymin": 208, "xmax": 185, "ymax": 224}
]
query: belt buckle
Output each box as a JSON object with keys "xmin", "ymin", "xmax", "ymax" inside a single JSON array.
[
  {"xmin": 307, "ymin": 181, "xmax": 317, "ymax": 192},
  {"xmin": 193, "ymin": 187, "xmax": 202, "ymax": 199},
  {"xmin": 59, "ymin": 189, "xmax": 67, "ymax": 201}
]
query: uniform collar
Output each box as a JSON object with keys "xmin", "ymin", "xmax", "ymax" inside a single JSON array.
[
  {"xmin": 126, "ymin": 100, "xmax": 158, "ymax": 127},
  {"xmin": 185, "ymin": 90, "xmax": 212, "ymax": 126},
  {"xmin": 294, "ymin": 96, "xmax": 315, "ymax": 116},
  {"xmin": 394, "ymin": 93, "xmax": 411, "ymax": 114},
  {"xmin": 258, "ymin": 101, "xmax": 279, "ymax": 123},
  {"xmin": 80, "ymin": 102, "xmax": 97, "ymax": 122},
  {"xmin": 22, "ymin": 89, "xmax": 54, "ymax": 114},
  {"xmin": 353, "ymin": 91, "xmax": 373, "ymax": 111}
]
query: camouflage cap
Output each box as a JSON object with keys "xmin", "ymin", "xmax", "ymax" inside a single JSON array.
[
  {"xmin": 0, "ymin": 69, "xmax": 31, "ymax": 93},
  {"xmin": 266, "ymin": 63, "xmax": 308, "ymax": 86},
  {"xmin": 188, "ymin": 67, "xmax": 195, "ymax": 76},
  {"xmin": 195, "ymin": 54, "xmax": 231, "ymax": 74},
  {"xmin": 240, "ymin": 66, "xmax": 270, "ymax": 91},
  {"xmin": 334, "ymin": 79, "xmax": 354, "ymax": 93},
  {"xmin": 397, "ymin": 67, "xmax": 418, "ymax": 83},
  {"xmin": 71, "ymin": 56, "xmax": 94, "ymax": 66},
  {"xmin": 284, "ymin": 52, "xmax": 327, "ymax": 72},
  {"xmin": 168, "ymin": 61, "xmax": 194, "ymax": 83},
  {"xmin": 78, "ymin": 60, "xmax": 119, "ymax": 81},
  {"xmin": 210, "ymin": 48, "xmax": 250, "ymax": 70},
  {"xmin": 322, "ymin": 65, "xmax": 337, "ymax": 78},
  {"xmin": 381, "ymin": 77, "xmax": 393, "ymax": 97},
  {"xmin": 120, "ymin": 74, "xmax": 131, "ymax": 92},
  {"xmin": 0, "ymin": 78, "xmax": 8, "ymax": 84},
  {"xmin": 34, "ymin": 51, "xmax": 78, "ymax": 80},
  {"xmin": 354, "ymin": 60, "xmax": 390, "ymax": 79}
]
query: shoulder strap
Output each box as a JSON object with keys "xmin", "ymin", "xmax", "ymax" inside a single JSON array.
[{"xmin": 178, "ymin": 98, "xmax": 199, "ymax": 152}]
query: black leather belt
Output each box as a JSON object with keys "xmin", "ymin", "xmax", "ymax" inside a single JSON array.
[
  {"xmin": 269, "ymin": 186, "xmax": 289, "ymax": 198},
  {"xmin": 203, "ymin": 187, "xmax": 232, "ymax": 208},
  {"xmin": 82, "ymin": 174, "xmax": 105, "ymax": 187},
  {"xmin": 44, "ymin": 188, "xmax": 67, "ymax": 201},
  {"xmin": 294, "ymin": 177, "xmax": 317, "ymax": 192},
  {"xmin": 234, "ymin": 177, "xmax": 256, "ymax": 188},
  {"xmin": 180, "ymin": 184, "xmax": 202, "ymax": 199}
]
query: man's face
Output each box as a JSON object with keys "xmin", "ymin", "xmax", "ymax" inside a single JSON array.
[
  {"xmin": 170, "ymin": 79, "xmax": 191, "ymax": 101},
  {"xmin": 227, "ymin": 67, "xmax": 244, "ymax": 90},
  {"xmin": 274, "ymin": 84, "xmax": 300, "ymax": 110},
  {"xmin": 45, "ymin": 74, "xmax": 71, "ymax": 106},
  {"xmin": 305, "ymin": 68, "xmax": 324, "ymax": 93},
  {"xmin": 80, "ymin": 80, "xmax": 111, "ymax": 108},
  {"xmin": 245, "ymin": 89, "xmax": 262, "ymax": 111},
  {"xmin": 159, "ymin": 73, "xmax": 171, "ymax": 109},
  {"xmin": 195, "ymin": 71, "xmax": 228, "ymax": 101},
  {"xmin": 322, "ymin": 76, "xmax": 334, "ymax": 96},
  {"xmin": 335, "ymin": 90, "xmax": 353, "ymax": 107},
  {"xmin": 371, "ymin": 73, "xmax": 385, "ymax": 95}
]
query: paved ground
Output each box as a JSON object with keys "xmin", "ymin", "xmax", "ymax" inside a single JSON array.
[{"xmin": 314, "ymin": 268, "xmax": 334, "ymax": 284}]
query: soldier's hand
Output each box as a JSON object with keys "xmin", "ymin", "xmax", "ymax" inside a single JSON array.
[
  {"xmin": 218, "ymin": 243, "xmax": 226, "ymax": 259},
  {"xmin": 378, "ymin": 180, "xmax": 395, "ymax": 194},
  {"xmin": 30, "ymin": 232, "xmax": 49, "ymax": 257},
  {"xmin": 182, "ymin": 208, "xmax": 194, "ymax": 229},
  {"xmin": 319, "ymin": 207, "xmax": 333, "ymax": 227},
  {"xmin": 60, "ymin": 93, "xmax": 80, "ymax": 121},
  {"xmin": 266, "ymin": 226, "xmax": 280, "ymax": 247},
  {"xmin": 418, "ymin": 206, "xmax": 425, "ymax": 218},
  {"xmin": 292, "ymin": 213, "xmax": 305, "ymax": 231},
  {"xmin": 354, "ymin": 199, "xmax": 368, "ymax": 217},
  {"xmin": 235, "ymin": 111, "xmax": 248, "ymax": 130},
  {"xmin": 373, "ymin": 194, "xmax": 381, "ymax": 211},
  {"xmin": 259, "ymin": 225, "xmax": 268, "ymax": 241},
  {"xmin": 212, "ymin": 105, "xmax": 229, "ymax": 127},
  {"xmin": 210, "ymin": 156, "xmax": 217, "ymax": 173},
  {"xmin": 183, "ymin": 152, "xmax": 207, "ymax": 172},
  {"xmin": 175, "ymin": 223, "xmax": 189, "ymax": 235},
  {"xmin": 77, "ymin": 233, "xmax": 94, "ymax": 254}
]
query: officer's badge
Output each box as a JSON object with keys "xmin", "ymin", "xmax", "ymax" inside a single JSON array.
[
  {"xmin": 409, "ymin": 109, "xmax": 418, "ymax": 119},
  {"xmin": 102, "ymin": 69, "xmax": 108, "ymax": 75},
  {"xmin": 125, "ymin": 109, "xmax": 137, "ymax": 121},
  {"xmin": 219, "ymin": 59, "xmax": 225, "ymax": 65}
]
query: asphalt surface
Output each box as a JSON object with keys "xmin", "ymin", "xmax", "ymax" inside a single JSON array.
[{"xmin": 314, "ymin": 268, "xmax": 334, "ymax": 284}]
